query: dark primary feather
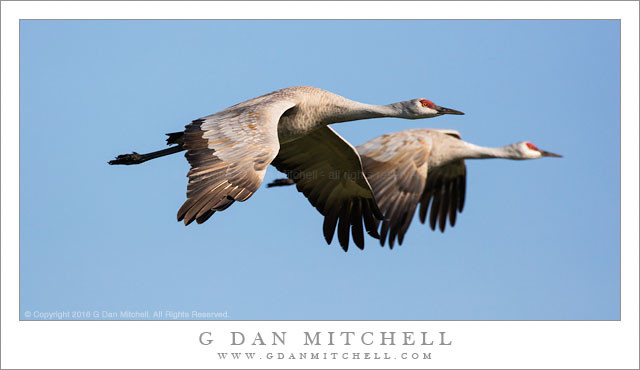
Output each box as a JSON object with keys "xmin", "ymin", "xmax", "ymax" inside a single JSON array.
[
  {"xmin": 177, "ymin": 120, "xmax": 238, "ymax": 225},
  {"xmin": 271, "ymin": 126, "xmax": 383, "ymax": 251},
  {"xmin": 418, "ymin": 162, "xmax": 467, "ymax": 233}
]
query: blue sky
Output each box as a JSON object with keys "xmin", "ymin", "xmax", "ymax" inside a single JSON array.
[{"xmin": 19, "ymin": 20, "xmax": 620, "ymax": 320}]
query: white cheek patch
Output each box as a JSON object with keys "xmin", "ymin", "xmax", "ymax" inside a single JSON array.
[{"xmin": 524, "ymin": 145, "xmax": 542, "ymax": 159}]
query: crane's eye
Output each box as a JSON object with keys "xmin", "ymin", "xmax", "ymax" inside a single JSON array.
[
  {"xmin": 420, "ymin": 99, "xmax": 435, "ymax": 109},
  {"xmin": 526, "ymin": 142, "xmax": 539, "ymax": 151}
]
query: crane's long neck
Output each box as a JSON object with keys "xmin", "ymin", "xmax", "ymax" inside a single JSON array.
[
  {"xmin": 455, "ymin": 142, "xmax": 521, "ymax": 160},
  {"xmin": 322, "ymin": 100, "xmax": 409, "ymax": 124}
]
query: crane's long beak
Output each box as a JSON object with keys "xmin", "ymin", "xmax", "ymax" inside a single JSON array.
[
  {"xmin": 540, "ymin": 150, "xmax": 563, "ymax": 158},
  {"xmin": 435, "ymin": 105, "xmax": 464, "ymax": 115}
]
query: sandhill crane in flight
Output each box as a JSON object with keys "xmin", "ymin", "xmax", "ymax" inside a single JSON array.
[
  {"xmin": 109, "ymin": 86, "xmax": 464, "ymax": 250},
  {"xmin": 269, "ymin": 128, "xmax": 562, "ymax": 248}
]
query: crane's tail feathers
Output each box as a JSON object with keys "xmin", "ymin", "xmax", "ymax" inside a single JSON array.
[
  {"xmin": 108, "ymin": 145, "xmax": 185, "ymax": 165},
  {"xmin": 266, "ymin": 178, "xmax": 296, "ymax": 187}
]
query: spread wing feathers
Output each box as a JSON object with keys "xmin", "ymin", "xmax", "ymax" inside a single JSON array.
[
  {"xmin": 271, "ymin": 126, "xmax": 383, "ymax": 251},
  {"xmin": 177, "ymin": 99, "xmax": 297, "ymax": 225},
  {"xmin": 357, "ymin": 131, "xmax": 431, "ymax": 248},
  {"xmin": 418, "ymin": 160, "xmax": 467, "ymax": 233}
]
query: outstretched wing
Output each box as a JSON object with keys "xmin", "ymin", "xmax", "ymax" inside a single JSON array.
[
  {"xmin": 358, "ymin": 129, "xmax": 467, "ymax": 247},
  {"xmin": 357, "ymin": 131, "xmax": 431, "ymax": 248},
  {"xmin": 418, "ymin": 160, "xmax": 466, "ymax": 233},
  {"xmin": 414, "ymin": 129, "xmax": 467, "ymax": 234},
  {"xmin": 271, "ymin": 126, "xmax": 383, "ymax": 251},
  {"xmin": 177, "ymin": 98, "xmax": 296, "ymax": 225}
]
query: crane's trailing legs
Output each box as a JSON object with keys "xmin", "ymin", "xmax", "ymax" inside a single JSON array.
[
  {"xmin": 266, "ymin": 178, "xmax": 295, "ymax": 187},
  {"xmin": 109, "ymin": 133, "xmax": 185, "ymax": 165}
]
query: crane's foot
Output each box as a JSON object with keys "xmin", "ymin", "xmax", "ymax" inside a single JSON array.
[
  {"xmin": 109, "ymin": 152, "xmax": 144, "ymax": 165},
  {"xmin": 266, "ymin": 178, "xmax": 296, "ymax": 187}
]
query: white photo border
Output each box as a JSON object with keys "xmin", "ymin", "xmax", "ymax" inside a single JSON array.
[{"xmin": 1, "ymin": 1, "xmax": 638, "ymax": 369}]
